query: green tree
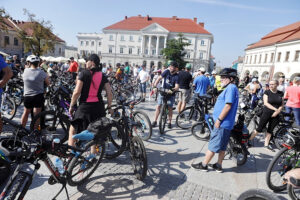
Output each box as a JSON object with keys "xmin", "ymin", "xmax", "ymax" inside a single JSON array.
[
  {"xmin": 161, "ymin": 33, "xmax": 190, "ymax": 69},
  {"xmin": 18, "ymin": 9, "xmax": 57, "ymax": 56},
  {"xmin": 0, "ymin": 8, "xmax": 9, "ymax": 31}
]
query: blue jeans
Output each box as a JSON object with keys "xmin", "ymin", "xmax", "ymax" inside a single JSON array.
[
  {"xmin": 140, "ymin": 82, "xmax": 147, "ymax": 94},
  {"xmin": 250, "ymin": 94, "xmax": 258, "ymax": 109},
  {"xmin": 285, "ymin": 106, "xmax": 293, "ymax": 121},
  {"xmin": 293, "ymin": 108, "xmax": 300, "ymax": 126},
  {"xmin": 208, "ymin": 127, "xmax": 231, "ymax": 153}
]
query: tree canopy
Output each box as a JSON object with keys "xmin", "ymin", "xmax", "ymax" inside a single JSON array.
[{"xmin": 161, "ymin": 33, "xmax": 190, "ymax": 69}]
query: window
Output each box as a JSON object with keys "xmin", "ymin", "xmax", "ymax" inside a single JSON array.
[
  {"xmin": 138, "ymin": 36, "xmax": 142, "ymax": 42},
  {"xmin": 120, "ymin": 35, "xmax": 125, "ymax": 41},
  {"xmin": 295, "ymin": 50, "xmax": 300, "ymax": 61},
  {"xmin": 152, "ymin": 49, "xmax": 155, "ymax": 55},
  {"xmin": 13, "ymin": 38, "xmax": 18, "ymax": 46},
  {"xmin": 270, "ymin": 53, "xmax": 274, "ymax": 62},
  {"xmin": 130, "ymin": 36, "xmax": 133, "ymax": 41},
  {"xmin": 109, "ymin": 46, "xmax": 113, "ymax": 54},
  {"xmin": 120, "ymin": 47, "xmax": 123, "ymax": 54},
  {"xmin": 188, "ymin": 39, "xmax": 192, "ymax": 44},
  {"xmin": 91, "ymin": 51, "xmax": 95, "ymax": 54},
  {"xmin": 254, "ymin": 55, "xmax": 257, "ymax": 64},
  {"xmin": 98, "ymin": 51, "xmax": 101, "ymax": 55},
  {"xmin": 109, "ymin": 35, "xmax": 113, "ymax": 41},
  {"xmin": 277, "ymin": 52, "xmax": 281, "ymax": 62},
  {"xmin": 4, "ymin": 36, "xmax": 9, "ymax": 45},
  {"xmin": 199, "ymin": 52, "xmax": 203, "ymax": 59},
  {"xmin": 285, "ymin": 51, "xmax": 290, "ymax": 61},
  {"xmin": 59, "ymin": 48, "xmax": 61, "ymax": 55},
  {"xmin": 186, "ymin": 52, "xmax": 191, "ymax": 58},
  {"xmin": 129, "ymin": 47, "xmax": 132, "ymax": 54},
  {"xmin": 91, "ymin": 41, "xmax": 94, "ymax": 46},
  {"xmin": 86, "ymin": 41, "xmax": 89, "ymax": 46},
  {"xmin": 137, "ymin": 48, "xmax": 140, "ymax": 55},
  {"xmin": 145, "ymin": 49, "xmax": 148, "ymax": 54},
  {"xmin": 81, "ymin": 41, "xmax": 84, "ymax": 46},
  {"xmin": 99, "ymin": 42, "xmax": 101, "ymax": 46},
  {"xmin": 264, "ymin": 54, "xmax": 268, "ymax": 63},
  {"xmin": 245, "ymin": 56, "xmax": 248, "ymax": 64},
  {"xmin": 200, "ymin": 40, "xmax": 205, "ymax": 46},
  {"xmin": 258, "ymin": 54, "xmax": 262, "ymax": 63}
]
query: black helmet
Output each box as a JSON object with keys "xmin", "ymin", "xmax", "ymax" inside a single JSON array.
[{"xmin": 219, "ymin": 68, "xmax": 237, "ymax": 78}]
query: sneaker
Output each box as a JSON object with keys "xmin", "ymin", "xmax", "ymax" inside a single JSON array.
[
  {"xmin": 208, "ymin": 163, "xmax": 223, "ymax": 173},
  {"xmin": 191, "ymin": 162, "xmax": 208, "ymax": 171},
  {"xmin": 168, "ymin": 123, "xmax": 172, "ymax": 129},
  {"xmin": 265, "ymin": 145, "xmax": 275, "ymax": 152},
  {"xmin": 152, "ymin": 121, "xmax": 157, "ymax": 127}
]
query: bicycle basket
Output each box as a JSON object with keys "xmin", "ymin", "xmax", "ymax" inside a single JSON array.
[{"xmin": 87, "ymin": 117, "xmax": 113, "ymax": 139}]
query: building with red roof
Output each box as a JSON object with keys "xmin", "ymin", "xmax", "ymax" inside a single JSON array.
[
  {"xmin": 77, "ymin": 15, "xmax": 214, "ymax": 70},
  {"xmin": 242, "ymin": 21, "xmax": 300, "ymax": 81}
]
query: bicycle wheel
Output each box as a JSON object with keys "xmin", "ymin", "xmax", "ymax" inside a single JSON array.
[
  {"xmin": 159, "ymin": 105, "xmax": 167, "ymax": 134},
  {"xmin": 1, "ymin": 96, "xmax": 17, "ymax": 120},
  {"xmin": 3, "ymin": 171, "xmax": 29, "ymax": 200},
  {"xmin": 191, "ymin": 122, "xmax": 210, "ymax": 140},
  {"xmin": 67, "ymin": 139, "xmax": 105, "ymax": 186},
  {"xmin": 227, "ymin": 138, "xmax": 248, "ymax": 166},
  {"xmin": 274, "ymin": 127, "xmax": 288, "ymax": 150},
  {"xmin": 237, "ymin": 188, "xmax": 281, "ymax": 200},
  {"xmin": 132, "ymin": 111, "xmax": 152, "ymax": 141},
  {"xmin": 30, "ymin": 110, "xmax": 70, "ymax": 143},
  {"xmin": 105, "ymin": 121, "xmax": 127, "ymax": 159},
  {"xmin": 266, "ymin": 147, "xmax": 298, "ymax": 192},
  {"xmin": 129, "ymin": 136, "xmax": 147, "ymax": 181},
  {"xmin": 288, "ymin": 183, "xmax": 300, "ymax": 200},
  {"xmin": 176, "ymin": 107, "xmax": 201, "ymax": 129}
]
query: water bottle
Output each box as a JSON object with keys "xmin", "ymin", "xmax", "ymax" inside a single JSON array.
[{"xmin": 55, "ymin": 158, "xmax": 65, "ymax": 175}]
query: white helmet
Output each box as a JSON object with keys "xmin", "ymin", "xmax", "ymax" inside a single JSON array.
[
  {"xmin": 212, "ymin": 70, "xmax": 217, "ymax": 75},
  {"xmin": 199, "ymin": 67, "xmax": 206, "ymax": 72},
  {"xmin": 26, "ymin": 55, "xmax": 40, "ymax": 63}
]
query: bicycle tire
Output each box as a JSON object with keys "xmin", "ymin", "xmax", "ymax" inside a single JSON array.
[
  {"xmin": 159, "ymin": 104, "xmax": 167, "ymax": 134},
  {"xmin": 30, "ymin": 110, "xmax": 70, "ymax": 143},
  {"xmin": 237, "ymin": 188, "xmax": 281, "ymax": 200},
  {"xmin": 191, "ymin": 122, "xmax": 210, "ymax": 140},
  {"xmin": 67, "ymin": 139, "xmax": 105, "ymax": 186},
  {"xmin": 4, "ymin": 171, "xmax": 28, "ymax": 200},
  {"xmin": 227, "ymin": 138, "xmax": 248, "ymax": 166},
  {"xmin": 104, "ymin": 121, "xmax": 127, "ymax": 159},
  {"xmin": 266, "ymin": 147, "xmax": 297, "ymax": 192},
  {"xmin": 176, "ymin": 107, "xmax": 201, "ymax": 129},
  {"xmin": 1, "ymin": 96, "xmax": 17, "ymax": 120},
  {"xmin": 129, "ymin": 136, "xmax": 147, "ymax": 181},
  {"xmin": 274, "ymin": 127, "xmax": 288, "ymax": 150},
  {"xmin": 288, "ymin": 183, "xmax": 300, "ymax": 200},
  {"xmin": 132, "ymin": 111, "xmax": 152, "ymax": 141}
]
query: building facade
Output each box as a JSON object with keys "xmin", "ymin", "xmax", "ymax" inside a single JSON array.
[
  {"xmin": 77, "ymin": 15, "xmax": 213, "ymax": 70},
  {"xmin": 65, "ymin": 45, "xmax": 78, "ymax": 59},
  {"xmin": 242, "ymin": 21, "xmax": 300, "ymax": 82}
]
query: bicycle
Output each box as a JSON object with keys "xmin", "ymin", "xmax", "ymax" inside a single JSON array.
[
  {"xmin": 157, "ymin": 88, "xmax": 180, "ymax": 135},
  {"xmin": 1, "ymin": 84, "xmax": 17, "ymax": 120}
]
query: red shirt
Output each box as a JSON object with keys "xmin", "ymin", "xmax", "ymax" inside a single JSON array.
[
  {"xmin": 68, "ymin": 61, "xmax": 78, "ymax": 72},
  {"xmin": 285, "ymin": 86, "xmax": 300, "ymax": 108}
]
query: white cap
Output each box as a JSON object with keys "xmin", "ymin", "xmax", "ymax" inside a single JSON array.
[{"xmin": 199, "ymin": 67, "xmax": 206, "ymax": 72}]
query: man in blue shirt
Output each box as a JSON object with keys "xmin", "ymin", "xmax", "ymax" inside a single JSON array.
[
  {"xmin": 0, "ymin": 54, "xmax": 13, "ymax": 132},
  {"xmin": 152, "ymin": 61, "xmax": 179, "ymax": 129},
  {"xmin": 192, "ymin": 68, "xmax": 239, "ymax": 173},
  {"xmin": 193, "ymin": 67, "xmax": 210, "ymax": 96},
  {"xmin": 209, "ymin": 70, "xmax": 217, "ymax": 88}
]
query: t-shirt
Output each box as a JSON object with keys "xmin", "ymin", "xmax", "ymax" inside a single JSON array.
[
  {"xmin": 23, "ymin": 68, "xmax": 47, "ymax": 96},
  {"xmin": 285, "ymin": 86, "xmax": 300, "ymax": 108},
  {"xmin": 78, "ymin": 69, "xmax": 108, "ymax": 104},
  {"xmin": 161, "ymin": 69, "xmax": 179, "ymax": 90},
  {"xmin": 193, "ymin": 75, "xmax": 210, "ymax": 95},
  {"xmin": 0, "ymin": 55, "xmax": 8, "ymax": 94},
  {"xmin": 138, "ymin": 70, "xmax": 149, "ymax": 83},
  {"xmin": 277, "ymin": 84, "xmax": 286, "ymax": 94},
  {"xmin": 133, "ymin": 67, "xmax": 139, "ymax": 77},
  {"xmin": 178, "ymin": 70, "xmax": 192, "ymax": 89},
  {"xmin": 263, "ymin": 90, "xmax": 283, "ymax": 112},
  {"xmin": 124, "ymin": 66, "xmax": 130, "ymax": 75},
  {"xmin": 209, "ymin": 76, "xmax": 215, "ymax": 88},
  {"xmin": 68, "ymin": 61, "xmax": 78, "ymax": 73},
  {"xmin": 213, "ymin": 84, "xmax": 239, "ymax": 130}
]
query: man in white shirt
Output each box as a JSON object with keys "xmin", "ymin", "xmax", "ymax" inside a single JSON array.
[
  {"xmin": 136, "ymin": 65, "xmax": 150, "ymax": 101},
  {"xmin": 133, "ymin": 65, "xmax": 139, "ymax": 79}
]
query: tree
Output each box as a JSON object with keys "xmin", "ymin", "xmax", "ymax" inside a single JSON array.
[
  {"xmin": 0, "ymin": 8, "xmax": 9, "ymax": 31},
  {"xmin": 161, "ymin": 33, "xmax": 190, "ymax": 69},
  {"xmin": 18, "ymin": 9, "xmax": 57, "ymax": 56}
]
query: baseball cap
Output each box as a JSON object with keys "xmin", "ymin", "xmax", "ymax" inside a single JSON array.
[{"xmin": 252, "ymin": 78, "xmax": 257, "ymax": 82}]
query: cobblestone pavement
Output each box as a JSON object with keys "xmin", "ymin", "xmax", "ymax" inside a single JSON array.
[{"xmin": 2, "ymin": 99, "xmax": 288, "ymax": 200}]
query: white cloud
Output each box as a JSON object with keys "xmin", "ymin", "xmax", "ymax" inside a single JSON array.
[{"xmin": 187, "ymin": 0, "xmax": 297, "ymax": 13}]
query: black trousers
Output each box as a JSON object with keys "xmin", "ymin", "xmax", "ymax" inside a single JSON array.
[{"xmin": 256, "ymin": 109, "xmax": 279, "ymax": 134}]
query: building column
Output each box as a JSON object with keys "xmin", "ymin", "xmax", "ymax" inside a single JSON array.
[
  {"xmin": 141, "ymin": 35, "xmax": 144, "ymax": 55},
  {"xmin": 164, "ymin": 36, "xmax": 167, "ymax": 48},
  {"xmin": 148, "ymin": 35, "xmax": 152, "ymax": 55},
  {"xmin": 156, "ymin": 36, "xmax": 159, "ymax": 55}
]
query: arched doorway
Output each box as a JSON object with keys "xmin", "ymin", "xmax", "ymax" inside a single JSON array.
[
  {"xmin": 252, "ymin": 71, "xmax": 259, "ymax": 78},
  {"xmin": 261, "ymin": 71, "xmax": 269, "ymax": 83},
  {"xmin": 142, "ymin": 60, "xmax": 147, "ymax": 67},
  {"xmin": 273, "ymin": 72, "xmax": 285, "ymax": 80},
  {"xmin": 150, "ymin": 61, "xmax": 154, "ymax": 70},
  {"xmin": 158, "ymin": 61, "xmax": 162, "ymax": 69}
]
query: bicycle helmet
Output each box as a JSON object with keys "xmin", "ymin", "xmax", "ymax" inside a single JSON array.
[
  {"xmin": 26, "ymin": 55, "xmax": 40, "ymax": 63},
  {"xmin": 212, "ymin": 70, "xmax": 217, "ymax": 75},
  {"xmin": 219, "ymin": 68, "xmax": 237, "ymax": 78},
  {"xmin": 199, "ymin": 67, "xmax": 206, "ymax": 72},
  {"xmin": 5, "ymin": 56, "xmax": 13, "ymax": 62},
  {"xmin": 185, "ymin": 63, "xmax": 192, "ymax": 69}
]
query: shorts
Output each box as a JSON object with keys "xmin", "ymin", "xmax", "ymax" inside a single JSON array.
[
  {"xmin": 179, "ymin": 89, "xmax": 191, "ymax": 103},
  {"xmin": 208, "ymin": 127, "xmax": 231, "ymax": 153},
  {"xmin": 140, "ymin": 82, "xmax": 147, "ymax": 93},
  {"xmin": 24, "ymin": 93, "xmax": 44, "ymax": 109},
  {"xmin": 157, "ymin": 94, "xmax": 175, "ymax": 107}
]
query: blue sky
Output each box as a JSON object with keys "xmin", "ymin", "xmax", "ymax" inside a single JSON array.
[{"xmin": 1, "ymin": 0, "xmax": 300, "ymax": 67}]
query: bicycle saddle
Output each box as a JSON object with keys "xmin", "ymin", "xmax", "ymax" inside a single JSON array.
[{"xmin": 198, "ymin": 94, "xmax": 212, "ymax": 99}]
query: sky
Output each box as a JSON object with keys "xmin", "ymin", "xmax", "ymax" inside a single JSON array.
[{"xmin": 1, "ymin": 0, "xmax": 300, "ymax": 67}]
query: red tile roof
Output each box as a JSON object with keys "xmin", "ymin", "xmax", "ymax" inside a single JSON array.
[
  {"xmin": 0, "ymin": 18, "xmax": 18, "ymax": 31},
  {"xmin": 247, "ymin": 21, "xmax": 300, "ymax": 50},
  {"xmin": 104, "ymin": 16, "xmax": 211, "ymax": 34}
]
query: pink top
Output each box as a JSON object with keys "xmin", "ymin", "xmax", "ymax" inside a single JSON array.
[
  {"xmin": 285, "ymin": 86, "xmax": 300, "ymax": 108},
  {"xmin": 86, "ymin": 72, "xmax": 103, "ymax": 102}
]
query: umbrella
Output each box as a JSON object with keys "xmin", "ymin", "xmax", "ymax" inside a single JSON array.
[
  {"xmin": 0, "ymin": 51, "xmax": 9, "ymax": 57},
  {"xmin": 78, "ymin": 58, "xmax": 86, "ymax": 63}
]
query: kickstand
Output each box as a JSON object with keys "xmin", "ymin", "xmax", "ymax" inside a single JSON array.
[{"xmin": 52, "ymin": 182, "xmax": 70, "ymax": 200}]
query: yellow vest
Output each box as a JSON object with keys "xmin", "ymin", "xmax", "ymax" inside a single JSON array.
[{"xmin": 215, "ymin": 75, "xmax": 223, "ymax": 91}]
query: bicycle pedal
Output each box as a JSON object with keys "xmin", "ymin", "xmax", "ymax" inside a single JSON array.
[{"xmin": 48, "ymin": 175, "xmax": 58, "ymax": 185}]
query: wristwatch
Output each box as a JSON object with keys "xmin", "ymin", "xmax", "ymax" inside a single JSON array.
[{"xmin": 218, "ymin": 118, "xmax": 223, "ymax": 122}]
